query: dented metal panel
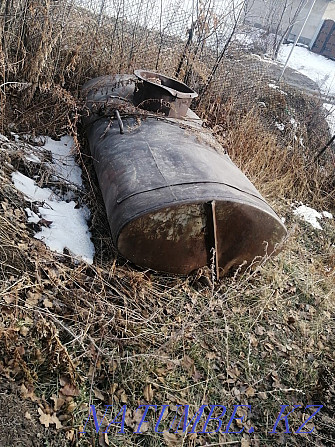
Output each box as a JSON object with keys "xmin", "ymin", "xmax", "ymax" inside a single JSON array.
[
  {"xmin": 82, "ymin": 73, "xmax": 287, "ymax": 275},
  {"xmin": 133, "ymin": 69, "xmax": 198, "ymax": 118}
]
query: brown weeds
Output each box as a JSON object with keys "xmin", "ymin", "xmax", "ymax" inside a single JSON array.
[
  {"xmin": 0, "ymin": 2, "xmax": 334, "ymax": 445},
  {"xmin": 0, "ymin": 122, "xmax": 334, "ymax": 445},
  {"xmin": 202, "ymin": 99, "xmax": 334, "ymax": 211}
]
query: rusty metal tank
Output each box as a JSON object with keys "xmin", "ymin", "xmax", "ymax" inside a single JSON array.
[
  {"xmin": 81, "ymin": 72, "xmax": 286, "ymax": 275},
  {"xmin": 133, "ymin": 69, "xmax": 198, "ymax": 118}
]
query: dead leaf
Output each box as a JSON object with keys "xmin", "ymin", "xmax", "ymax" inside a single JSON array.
[
  {"xmin": 67, "ymin": 400, "xmax": 76, "ymax": 413},
  {"xmin": 132, "ymin": 408, "xmax": 149, "ymax": 432},
  {"xmin": 245, "ymin": 385, "xmax": 255, "ymax": 397},
  {"xmin": 181, "ymin": 355, "xmax": 194, "ymax": 371},
  {"xmin": 108, "ymin": 360, "xmax": 117, "ymax": 372},
  {"xmin": 58, "ymin": 413, "xmax": 72, "ymax": 422},
  {"xmin": 51, "ymin": 395, "xmax": 66, "ymax": 411},
  {"xmin": 26, "ymin": 291, "xmax": 40, "ymax": 307},
  {"xmin": 59, "ymin": 376, "xmax": 67, "ymax": 386},
  {"xmin": 163, "ymin": 431, "xmax": 180, "ymax": 446},
  {"xmin": 21, "ymin": 384, "xmax": 39, "ymax": 402},
  {"xmin": 120, "ymin": 391, "xmax": 128, "ymax": 403},
  {"xmin": 241, "ymin": 435, "xmax": 251, "ymax": 447},
  {"xmin": 143, "ymin": 384, "xmax": 153, "ymax": 401},
  {"xmin": 38, "ymin": 408, "xmax": 62, "ymax": 429},
  {"xmin": 20, "ymin": 326, "xmax": 29, "ymax": 337},
  {"xmin": 206, "ymin": 352, "xmax": 216, "ymax": 360},
  {"xmin": 255, "ymin": 325, "xmax": 265, "ymax": 336},
  {"xmin": 43, "ymin": 298, "xmax": 53, "ymax": 308},
  {"xmin": 98, "ymin": 432, "xmax": 109, "ymax": 446},
  {"xmin": 4, "ymin": 295, "xmax": 15, "ymax": 304},
  {"xmin": 16, "ymin": 345, "xmax": 25, "ymax": 356},
  {"xmin": 192, "ymin": 369, "xmax": 203, "ymax": 382},
  {"xmin": 227, "ymin": 366, "xmax": 240, "ymax": 379},
  {"xmin": 60, "ymin": 383, "xmax": 79, "ymax": 397},
  {"xmin": 231, "ymin": 386, "xmax": 241, "ymax": 398},
  {"xmin": 38, "ymin": 218, "xmax": 53, "ymax": 227},
  {"xmin": 66, "ymin": 430, "xmax": 75, "ymax": 441},
  {"xmin": 94, "ymin": 388, "xmax": 105, "ymax": 401},
  {"xmin": 124, "ymin": 409, "xmax": 135, "ymax": 429},
  {"xmin": 24, "ymin": 411, "xmax": 32, "ymax": 421},
  {"xmin": 88, "ymin": 364, "xmax": 95, "ymax": 378},
  {"xmin": 250, "ymin": 334, "xmax": 258, "ymax": 347},
  {"xmin": 109, "ymin": 383, "xmax": 118, "ymax": 394}
]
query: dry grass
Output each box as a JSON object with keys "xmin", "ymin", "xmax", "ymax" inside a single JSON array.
[
  {"xmin": 228, "ymin": 110, "xmax": 333, "ymax": 209},
  {"xmin": 0, "ymin": 1, "xmax": 334, "ymax": 446},
  {"xmin": 200, "ymin": 94, "xmax": 334, "ymax": 211},
  {"xmin": 0, "ymin": 110, "xmax": 334, "ymax": 446}
]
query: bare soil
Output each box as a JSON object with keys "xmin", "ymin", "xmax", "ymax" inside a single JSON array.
[{"xmin": 0, "ymin": 378, "xmax": 67, "ymax": 447}]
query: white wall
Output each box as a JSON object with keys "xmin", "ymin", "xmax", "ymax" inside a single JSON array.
[
  {"xmin": 323, "ymin": 2, "xmax": 335, "ymax": 19},
  {"xmin": 289, "ymin": 0, "xmax": 329, "ymax": 43},
  {"xmin": 244, "ymin": 0, "xmax": 330, "ymax": 44}
]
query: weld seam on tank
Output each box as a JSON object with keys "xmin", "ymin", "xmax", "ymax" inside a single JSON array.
[
  {"xmin": 116, "ymin": 181, "xmax": 274, "ymax": 207},
  {"xmin": 112, "ymin": 197, "xmax": 283, "ymax": 246}
]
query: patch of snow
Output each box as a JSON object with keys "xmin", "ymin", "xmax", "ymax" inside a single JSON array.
[
  {"xmin": 293, "ymin": 205, "xmax": 322, "ymax": 230},
  {"xmin": 275, "ymin": 122, "xmax": 285, "ymax": 131},
  {"xmin": 10, "ymin": 132, "xmax": 20, "ymax": 142},
  {"xmin": 44, "ymin": 136, "xmax": 83, "ymax": 186},
  {"xmin": 11, "ymin": 136, "xmax": 95, "ymax": 265},
  {"xmin": 292, "ymin": 204, "xmax": 333, "ymax": 230},
  {"xmin": 12, "ymin": 172, "xmax": 54, "ymax": 203},
  {"xmin": 290, "ymin": 118, "xmax": 298, "ymax": 128},
  {"xmin": 0, "ymin": 134, "xmax": 9, "ymax": 143},
  {"xmin": 323, "ymin": 103, "xmax": 335, "ymax": 134},
  {"xmin": 268, "ymin": 83, "xmax": 287, "ymax": 95},
  {"xmin": 25, "ymin": 153, "xmax": 41, "ymax": 163},
  {"xmin": 25, "ymin": 207, "xmax": 40, "ymax": 224},
  {"xmin": 322, "ymin": 211, "xmax": 333, "ymax": 219},
  {"xmin": 277, "ymin": 45, "xmax": 335, "ymax": 96},
  {"xmin": 34, "ymin": 199, "xmax": 93, "ymax": 264},
  {"xmin": 234, "ymin": 32, "xmax": 256, "ymax": 47},
  {"xmin": 252, "ymin": 53, "xmax": 278, "ymax": 65}
]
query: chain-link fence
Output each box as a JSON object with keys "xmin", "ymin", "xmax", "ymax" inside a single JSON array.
[{"xmin": 0, "ymin": 0, "xmax": 333, "ymax": 156}]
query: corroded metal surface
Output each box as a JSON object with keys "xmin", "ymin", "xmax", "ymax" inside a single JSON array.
[
  {"xmin": 133, "ymin": 69, "xmax": 198, "ymax": 118},
  {"xmin": 82, "ymin": 73, "xmax": 287, "ymax": 275}
]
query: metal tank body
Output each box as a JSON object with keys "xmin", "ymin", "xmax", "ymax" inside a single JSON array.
[{"xmin": 81, "ymin": 73, "xmax": 286, "ymax": 275}]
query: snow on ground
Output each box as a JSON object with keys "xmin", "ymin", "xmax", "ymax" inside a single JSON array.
[
  {"xmin": 11, "ymin": 136, "xmax": 95, "ymax": 264},
  {"xmin": 275, "ymin": 122, "xmax": 285, "ymax": 131},
  {"xmin": 24, "ymin": 153, "xmax": 41, "ymax": 163},
  {"xmin": 292, "ymin": 203, "xmax": 333, "ymax": 230},
  {"xmin": 277, "ymin": 44, "xmax": 335, "ymax": 96},
  {"xmin": 235, "ymin": 28, "xmax": 264, "ymax": 48},
  {"xmin": 45, "ymin": 135, "xmax": 83, "ymax": 186},
  {"xmin": 323, "ymin": 103, "xmax": 335, "ymax": 134},
  {"xmin": 268, "ymin": 83, "xmax": 287, "ymax": 96}
]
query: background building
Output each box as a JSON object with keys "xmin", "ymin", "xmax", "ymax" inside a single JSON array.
[{"xmin": 244, "ymin": 0, "xmax": 335, "ymax": 57}]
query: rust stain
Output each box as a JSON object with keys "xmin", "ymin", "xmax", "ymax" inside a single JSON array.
[{"xmin": 82, "ymin": 73, "xmax": 287, "ymax": 275}]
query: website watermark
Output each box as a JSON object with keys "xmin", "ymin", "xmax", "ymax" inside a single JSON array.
[{"xmin": 79, "ymin": 403, "xmax": 323, "ymax": 436}]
